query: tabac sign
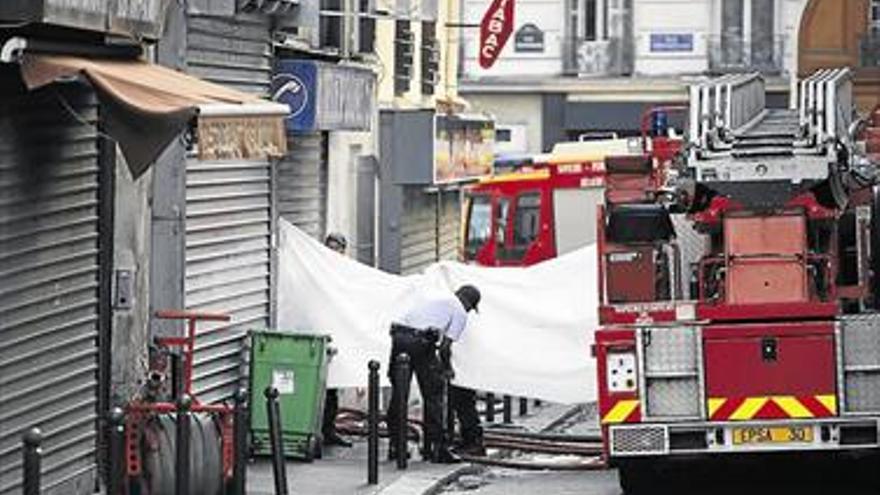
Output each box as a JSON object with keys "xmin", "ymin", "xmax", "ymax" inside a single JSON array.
[{"xmin": 478, "ymin": 0, "xmax": 515, "ymax": 69}]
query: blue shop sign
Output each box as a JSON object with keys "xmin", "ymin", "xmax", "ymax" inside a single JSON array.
[
  {"xmin": 272, "ymin": 61, "xmax": 317, "ymax": 131},
  {"xmin": 272, "ymin": 60, "xmax": 375, "ymax": 132},
  {"xmin": 650, "ymin": 33, "xmax": 694, "ymax": 52}
]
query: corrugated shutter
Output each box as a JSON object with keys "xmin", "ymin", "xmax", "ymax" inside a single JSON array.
[
  {"xmin": 276, "ymin": 132, "xmax": 328, "ymax": 239},
  {"xmin": 184, "ymin": 12, "xmax": 273, "ymax": 404},
  {"xmin": 400, "ymin": 187, "xmax": 438, "ymax": 275},
  {"xmin": 186, "ymin": 13, "xmax": 273, "ymax": 94},
  {"xmin": 438, "ymin": 190, "xmax": 460, "ymax": 261},
  {"xmin": 185, "ymin": 159, "xmax": 272, "ymax": 404},
  {"xmin": 0, "ymin": 82, "xmax": 100, "ymax": 495}
]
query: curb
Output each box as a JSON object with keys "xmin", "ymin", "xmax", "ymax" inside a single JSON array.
[
  {"xmin": 373, "ymin": 463, "xmax": 485, "ymax": 495},
  {"xmin": 376, "ymin": 403, "xmax": 585, "ymax": 495}
]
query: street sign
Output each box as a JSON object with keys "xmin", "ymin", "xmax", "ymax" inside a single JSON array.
[{"xmin": 478, "ymin": 0, "xmax": 515, "ymax": 69}]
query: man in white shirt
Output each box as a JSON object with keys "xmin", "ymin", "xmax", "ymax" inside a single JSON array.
[{"xmin": 387, "ymin": 285, "xmax": 481, "ymax": 463}]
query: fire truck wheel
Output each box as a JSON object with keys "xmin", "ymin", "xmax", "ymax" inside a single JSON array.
[{"xmin": 617, "ymin": 460, "xmax": 661, "ymax": 495}]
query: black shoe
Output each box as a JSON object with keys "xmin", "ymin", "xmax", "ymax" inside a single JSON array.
[
  {"xmin": 454, "ymin": 443, "xmax": 486, "ymax": 457},
  {"xmin": 388, "ymin": 447, "xmax": 411, "ymax": 461},
  {"xmin": 323, "ymin": 433, "xmax": 352, "ymax": 447},
  {"xmin": 431, "ymin": 447, "xmax": 461, "ymax": 464}
]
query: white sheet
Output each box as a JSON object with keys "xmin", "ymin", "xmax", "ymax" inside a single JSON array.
[{"xmin": 276, "ymin": 219, "xmax": 598, "ymax": 404}]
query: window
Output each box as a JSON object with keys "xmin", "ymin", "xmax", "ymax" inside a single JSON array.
[
  {"xmin": 584, "ymin": 0, "xmax": 597, "ymax": 41},
  {"xmin": 571, "ymin": 0, "xmax": 603, "ymax": 42},
  {"xmin": 465, "ymin": 195, "xmax": 492, "ymax": 259},
  {"xmin": 394, "ymin": 20, "xmax": 414, "ymax": 95},
  {"xmin": 513, "ymin": 193, "xmax": 541, "ymax": 248},
  {"xmin": 421, "ymin": 21, "xmax": 438, "ymax": 95},
  {"xmin": 319, "ymin": 0, "xmax": 344, "ymax": 51},
  {"xmin": 872, "ymin": 0, "xmax": 880, "ymax": 33},
  {"xmin": 358, "ymin": 0, "xmax": 376, "ymax": 53},
  {"xmin": 495, "ymin": 128, "xmax": 512, "ymax": 142}
]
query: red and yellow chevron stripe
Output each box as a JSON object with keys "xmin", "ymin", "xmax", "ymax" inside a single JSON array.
[
  {"xmin": 601, "ymin": 399, "xmax": 641, "ymax": 424},
  {"xmin": 708, "ymin": 395, "xmax": 837, "ymax": 421}
]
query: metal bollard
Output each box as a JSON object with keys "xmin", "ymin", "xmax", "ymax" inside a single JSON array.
[
  {"xmin": 231, "ymin": 389, "xmax": 249, "ymax": 495},
  {"xmin": 485, "ymin": 393, "xmax": 495, "ymax": 423},
  {"xmin": 519, "ymin": 397, "xmax": 528, "ymax": 417},
  {"xmin": 22, "ymin": 428, "xmax": 42, "ymax": 495},
  {"xmin": 175, "ymin": 395, "xmax": 192, "ymax": 495},
  {"xmin": 265, "ymin": 387, "xmax": 289, "ymax": 495},
  {"xmin": 503, "ymin": 395, "xmax": 512, "ymax": 424},
  {"xmin": 367, "ymin": 360, "xmax": 380, "ymax": 485},
  {"xmin": 393, "ymin": 353, "xmax": 410, "ymax": 470},
  {"xmin": 108, "ymin": 408, "xmax": 126, "ymax": 495}
]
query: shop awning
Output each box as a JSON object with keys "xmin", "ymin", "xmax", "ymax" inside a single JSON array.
[{"xmin": 20, "ymin": 54, "xmax": 289, "ymax": 177}]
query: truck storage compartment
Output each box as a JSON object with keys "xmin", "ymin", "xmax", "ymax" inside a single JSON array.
[{"xmin": 703, "ymin": 322, "xmax": 837, "ymax": 421}]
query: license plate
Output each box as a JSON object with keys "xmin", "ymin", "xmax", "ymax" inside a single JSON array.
[{"xmin": 732, "ymin": 426, "xmax": 813, "ymax": 445}]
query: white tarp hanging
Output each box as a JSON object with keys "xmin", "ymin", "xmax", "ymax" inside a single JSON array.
[{"xmin": 276, "ymin": 219, "xmax": 598, "ymax": 404}]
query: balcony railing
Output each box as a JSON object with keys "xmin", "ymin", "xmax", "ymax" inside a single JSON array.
[
  {"xmin": 562, "ymin": 37, "xmax": 633, "ymax": 77},
  {"xmin": 707, "ymin": 35, "xmax": 787, "ymax": 75}
]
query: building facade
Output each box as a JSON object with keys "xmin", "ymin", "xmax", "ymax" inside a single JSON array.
[
  {"xmin": 460, "ymin": 0, "xmax": 810, "ymax": 153},
  {"xmin": 373, "ymin": 0, "xmax": 486, "ymax": 274}
]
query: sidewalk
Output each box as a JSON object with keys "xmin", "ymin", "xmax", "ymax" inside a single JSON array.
[{"xmin": 246, "ymin": 403, "xmax": 579, "ymax": 495}]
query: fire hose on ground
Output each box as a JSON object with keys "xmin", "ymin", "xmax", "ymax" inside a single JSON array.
[{"xmin": 333, "ymin": 407, "xmax": 608, "ymax": 471}]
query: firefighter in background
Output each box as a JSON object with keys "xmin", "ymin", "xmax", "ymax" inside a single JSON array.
[
  {"xmin": 322, "ymin": 232, "xmax": 353, "ymax": 448},
  {"xmin": 387, "ymin": 285, "xmax": 482, "ymax": 463}
]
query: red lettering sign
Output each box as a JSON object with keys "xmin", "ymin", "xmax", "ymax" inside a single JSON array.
[{"xmin": 478, "ymin": 0, "xmax": 514, "ymax": 69}]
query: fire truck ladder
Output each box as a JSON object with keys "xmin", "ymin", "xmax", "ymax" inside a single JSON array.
[{"xmin": 684, "ymin": 69, "xmax": 854, "ymax": 205}]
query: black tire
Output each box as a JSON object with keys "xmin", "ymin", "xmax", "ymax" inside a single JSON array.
[
  {"xmin": 313, "ymin": 436, "xmax": 324, "ymax": 460},
  {"xmin": 303, "ymin": 435, "xmax": 318, "ymax": 462},
  {"xmin": 617, "ymin": 460, "xmax": 660, "ymax": 495}
]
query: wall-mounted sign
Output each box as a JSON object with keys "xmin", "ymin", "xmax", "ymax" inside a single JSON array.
[
  {"xmin": 272, "ymin": 60, "xmax": 375, "ymax": 132},
  {"xmin": 649, "ymin": 33, "xmax": 694, "ymax": 52},
  {"xmin": 434, "ymin": 114, "xmax": 495, "ymax": 184},
  {"xmin": 479, "ymin": 0, "xmax": 515, "ymax": 68},
  {"xmin": 198, "ymin": 115, "xmax": 287, "ymax": 161},
  {"xmin": 514, "ymin": 23, "xmax": 544, "ymax": 52}
]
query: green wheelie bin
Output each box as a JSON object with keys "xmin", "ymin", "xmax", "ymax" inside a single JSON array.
[{"xmin": 249, "ymin": 330, "xmax": 332, "ymax": 461}]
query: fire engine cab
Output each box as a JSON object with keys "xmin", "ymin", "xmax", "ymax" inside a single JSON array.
[
  {"xmin": 462, "ymin": 111, "xmax": 683, "ymax": 267},
  {"xmin": 594, "ymin": 69, "xmax": 880, "ymax": 492}
]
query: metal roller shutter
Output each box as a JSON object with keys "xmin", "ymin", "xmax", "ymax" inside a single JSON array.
[
  {"xmin": 184, "ymin": 12, "xmax": 274, "ymax": 403},
  {"xmin": 438, "ymin": 190, "xmax": 461, "ymax": 262},
  {"xmin": 276, "ymin": 132, "xmax": 328, "ymax": 239},
  {"xmin": 0, "ymin": 82, "xmax": 100, "ymax": 495},
  {"xmin": 400, "ymin": 187, "xmax": 440, "ymax": 275},
  {"xmin": 185, "ymin": 158, "xmax": 272, "ymax": 404},
  {"xmin": 186, "ymin": 14, "xmax": 273, "ymax": 95}
]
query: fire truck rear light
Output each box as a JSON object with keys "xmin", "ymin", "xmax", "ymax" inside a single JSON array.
[
  {"xmin": 607, "ymin": 351, "xmax": 637, "ymax": 393},
  {"xmin": 820, "ymin": 425, "xmax": 831, "ymax": 442},
  {"xmin": 714, "ymin": 428, "xmax": 725, "ymax": 446}
]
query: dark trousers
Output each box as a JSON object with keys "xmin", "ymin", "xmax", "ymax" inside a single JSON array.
[
  {"xmin": 449, "ymin": 385, "xmax": 482, "ymax": 447},
  {"xmin": 387, "ymin": 331, "xmax": 445, "ymax": 449},
  {"xmin": 322, "ymin": 389, "xmax": 339, "ymax": 439}
]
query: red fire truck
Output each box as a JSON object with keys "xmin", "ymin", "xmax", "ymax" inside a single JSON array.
[
  {"xmin": 462, "ymin": 109, "xmax": 684, "ymax": 267},
  {"xmin": 593, "ymin": 70, "xmax": 879, "ymax": 492}
]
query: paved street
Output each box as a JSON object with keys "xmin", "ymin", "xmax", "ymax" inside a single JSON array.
[
  {"xmin": 443, "ymin": 469, "xmax": 619, "ymax": 495},
  {"xmin": 440, "ymin": 458, "xmax": 880, "ymax": 495}
]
